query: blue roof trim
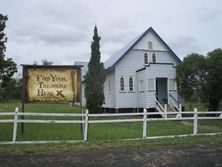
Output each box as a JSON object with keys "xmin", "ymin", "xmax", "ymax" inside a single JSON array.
[
  {"xmin": 150, "ymin": 28, "xmax": 182, "ymax": 63},
  {"xmin": 136, "ymin": 67, "xmax": 146, "ymax": 72},
  {"xmin": 110, "ymin": 28, "xmax": 152, "ymax": 69},
  {"xmin": 106, "ymin": 27, "xmax": 181, "ymax": 70}
]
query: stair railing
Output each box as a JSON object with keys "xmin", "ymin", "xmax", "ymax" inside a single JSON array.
[
  {"xmin": 169, "ymin": 93, "xmax": 182, "ymax": 117},
  {"xmin": 155, "ymin": 94, "xmax": 167, "ymax": 118}
]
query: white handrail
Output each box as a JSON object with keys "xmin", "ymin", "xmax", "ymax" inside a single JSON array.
[
  {"xmin": 155, "ymin": 99, "xmax": 166, "ymax": 112},
  {"xmin": 169, "ymin": 98, "xmax": 180, "ymax": 112}
]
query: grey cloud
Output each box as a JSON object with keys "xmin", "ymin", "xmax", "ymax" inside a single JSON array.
[
  {"xmin": 194, "ymin": 6, "xmax": 222, "ymax": 22},
  {"xmin": 22, "ymin": 0, "xmax": 92, "ymax": 28},
  {"xmin": 63, "ymin": 52, "xmax": 90, "ymax": 62},
  {"xmin": 169, "ymin": 36, "xmax": 207, "ymax": 58},
  {"xmin": 100, "ymin": 19, "xmax": 141, "ymax": 51},
  {"xmin": 101, "ymin": 41, "xmax": 124, "ymax": 61},
  {"xmin": 2, "ymin": 0, "xmax": 222, "ymax": 68},
  {"xmin": 11, "ymin": 23, "xmax": 87, "ymax": 46}
]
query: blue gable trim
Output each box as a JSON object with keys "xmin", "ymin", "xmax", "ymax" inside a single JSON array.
[
  {"xmin": 136, "ymin": 67, "xmax": 146, "ymax": 72},
  {"xmin": 107, "ymin": 27, "xmax": 181, "ymax": 70},
  {"xmin": 150, "ymin": 28, "xmax": 182, "ymax": 63},
  {"xmin": 110, "ymin": 28, "xmax": 152, "ymax": 69}
]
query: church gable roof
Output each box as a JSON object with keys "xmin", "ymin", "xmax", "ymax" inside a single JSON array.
[{"xmin": 104, "ymin": 27, "xmax": 181, "ymax": 70}]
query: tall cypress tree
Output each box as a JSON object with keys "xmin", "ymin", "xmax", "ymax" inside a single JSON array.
[{"xmin": 85, "ymin": 26, "xmax": 105, "ymax": 113}]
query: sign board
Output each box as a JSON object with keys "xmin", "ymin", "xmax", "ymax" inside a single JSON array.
[{"xmin": 22, "ymin": 65, "xmax": 81, "ymax": 103}]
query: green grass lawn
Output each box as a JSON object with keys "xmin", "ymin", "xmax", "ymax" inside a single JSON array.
[
  {"xmin": 0, "ymin": 101, "xmax": 82, "ymax": 141},
  {"xmin": 0, "ymin": 101, "xmax": 222, "ymax": 142}
]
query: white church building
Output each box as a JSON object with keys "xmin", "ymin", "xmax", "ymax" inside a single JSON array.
[{"xmin": 76, "ymin": 27, "xmax": 183, "ymax": 112}]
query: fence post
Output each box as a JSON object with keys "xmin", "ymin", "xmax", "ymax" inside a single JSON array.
[
  {"xmin": 81, "ymin": 108, "xmax": 85, "ymax": 139},
  {"xmin": 143, "ymin": 108, "xmax": 147, "ymax": 139},
  {"xmin": 164, "ymin": 104, "xmax": 167, "ymax": 118},
  {"xmin": 179, "ymin": 104, "xmax": 182, "ymax": 118},
  {"xmin": 12, "ymin": 107, "xmax": 19, "ymax": 144},
  {"xmin": 84, "ymin": 109, "xmax": 89, "ymax": 142},
  {"xmin": 193, "ymin": 108, "xmax": 198, "ymax": 135}
]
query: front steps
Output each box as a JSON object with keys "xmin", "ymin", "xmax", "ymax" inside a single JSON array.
[{"xmin": 155, "ymin": 104, "xmax": 181, "ymax": 118}]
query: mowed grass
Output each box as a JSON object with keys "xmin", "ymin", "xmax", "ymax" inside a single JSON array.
[
  {"xmin": 0, "ymin": 101, "xmax": 222, "ymax": 142},
  {"xmin": 0, "ymin": 101, "xmax": 82, "ymax": 141}
]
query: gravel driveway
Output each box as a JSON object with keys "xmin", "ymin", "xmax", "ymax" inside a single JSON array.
[{"xmin": 0, "ymin": 144, "xmax": 222, "ymax": 167}]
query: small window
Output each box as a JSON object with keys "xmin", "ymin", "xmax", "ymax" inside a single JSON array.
[
  {"xmin": 144, "ymin": 53, "xmax": 148, "ymax": 64},
  {"xmin": 120, "ymin": 77, "xmax": 124, "ymax": 91},
  {"xmin": 148, "ymin": 41, "xmax": 153, "ymax": 49},
  {"xmin": 152, "ymin": 53, "xmax": 156, "ymax": 63},
  {"xmin": 129, "ymin": 77, "xmax": 133, "ymax": 91},
  {"xmin": 148, "ymin": 79, "xmax": 155, "ymax": 90}
]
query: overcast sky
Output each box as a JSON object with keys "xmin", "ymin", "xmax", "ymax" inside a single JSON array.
[{"xmin": 1, "ymin": 0, "xmax": 222, "ymax": 76}]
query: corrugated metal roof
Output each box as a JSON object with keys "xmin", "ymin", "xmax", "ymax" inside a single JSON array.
[{"xmin": 104, "ymin": 32, "xmax": 144, "ymax": 69}]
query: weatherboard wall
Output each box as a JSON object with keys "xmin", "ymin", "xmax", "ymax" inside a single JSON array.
[
  {"xmin": 146, "ymin": 64, "xmax": 178, "ymax": 106},
  {"xmin": 103, "ymin": 71, "xmax": 116, "ymax": 108},
  {"xmin": 137, "ymin": 70, "xmax": 148, "ymax": 108},
  {"xmin": 111, "ymin": 31, "xmax": 179, "ymax": 108},
  {"xmin": 133, "ymin": 31, "xmax": 168, "ymax": 51},
  {"xmin": 102, "ymin": 28, "xmax": 181, "ymax": 109}
]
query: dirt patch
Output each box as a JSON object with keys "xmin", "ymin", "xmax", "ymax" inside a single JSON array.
[{"xmin": 0, "ymin": 144, "xmax": 222, "ymax": 167}]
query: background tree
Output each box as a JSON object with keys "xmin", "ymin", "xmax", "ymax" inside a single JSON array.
[
  {"xmin": 85, "ymin": 26, "xmax": 105, "ymax": 113},
  {"xmin": 0, "ymin": 78, "xmax": 22, "ymax": 102},
  {"xmin": 0, "ymin": 78, "xmax": 16, "ymax": 102},
  {"xmin": 176, "ymin": 50, "xmax": 222, "ymax": 111},
  {"xmin": 0, "ymin": 14, "xmax": 17, "ymax": 100},
  {"xmin": 176, "ymin": 53, "xmax": 207, "ymax": 101},
  {"xmin": 205, "ymin": 49, "xmax": 222, "ymax": 111},
  {"xmin": 33, "ymin": 61, "xmax": 38, "ymax": 65},
  {"xmin": 41, "ymin": 59, "xmax": 53, "ymax": 65}
]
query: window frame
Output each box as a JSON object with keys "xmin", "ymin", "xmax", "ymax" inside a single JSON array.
[
  {"xmin": 120, "ymin": 76, "xmax": 125, "ymax": 91},
  {"xmin": 129, "ymin": 77, "xmax": 134, "ymax": 91},
  {"xmin": 152, "ymin": 53, "xmax": 156, "ymax": 63},
  {"xmin": 144, "ymin": 52, "xmax": 148, "ymax": 64}
]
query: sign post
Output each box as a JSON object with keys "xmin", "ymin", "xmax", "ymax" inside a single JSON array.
[
  {"xmin": 21, "ymin": 65, "xmax": 82, "ymax": 134},
  {"xmin": 21, "ymin": 66, "xmax": 25, "ymax": 134}
]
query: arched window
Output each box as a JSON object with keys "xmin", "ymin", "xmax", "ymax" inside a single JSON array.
[
  {"xmin": 120, "ymin": 77, "xmax": 124, "ymax": 91},
  {"xmin": 129, "ymin": 77, "xmax": 133, "ymax": 91},
  {"xmin": 144, "ymin": 53, "xmax": 148, "ymax": 64},
  {"xmin": 152, "ymin": 53, "xmax": 156, "ymax": 63}
]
